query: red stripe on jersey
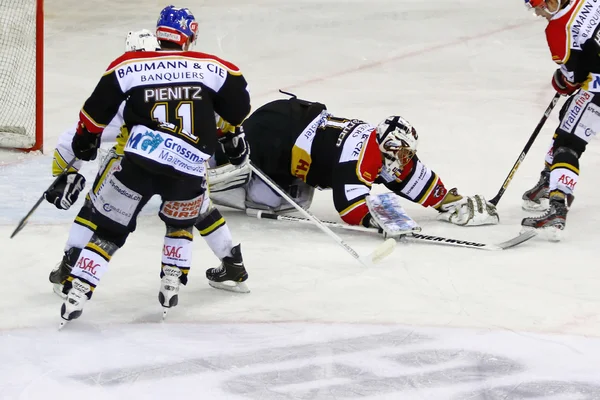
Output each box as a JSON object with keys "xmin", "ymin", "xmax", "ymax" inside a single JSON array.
[
  {"xmin": 340, "ymin": 200, "xmax": 370, "ymax": 226},
  {"xmin": 420, "ymin": 176, "xmax": 448, "ymax": 208},
  {"xmin": 357, "ymin": 130, "xmax": 383, "ymax": 185},
  {"xmin": 396, "ymin": 158, "xmax": 415, "ymax": 182},
  {"xmin": 545, "ymin": 0, "xmax": 582, "ymax": 64},
  {"xmin": 105, "ymin": 50, "xmax": 241, "ymax": 72},
  {"xmin": 78, "ymin": 111, "xmax": 104, "ymax": 134}
]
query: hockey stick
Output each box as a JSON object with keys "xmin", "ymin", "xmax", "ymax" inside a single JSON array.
[
  {"xmin": 489, "ymin": 92, "xmax": 561, "ymax": 206},
  {"xmin": 10, "ymin": 158, "xmax": 78, "ymax": 239},
  {"xmin": 250, "ymin": 210, "xmax": 537, "ymax": 251},
  {"xmin": 248, "ymin": 163, "xmax": 396, "ymax": 266}
]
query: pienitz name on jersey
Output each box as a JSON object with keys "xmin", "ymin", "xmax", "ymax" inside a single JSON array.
[{"xmin": 144, "ymin": 86, "xmax": 203, "ymax": 102}]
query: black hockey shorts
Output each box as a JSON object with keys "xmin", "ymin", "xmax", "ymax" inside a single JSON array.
[{"xmin": 88, "ymin": 156, "xmax": 206, "ymax": 247}]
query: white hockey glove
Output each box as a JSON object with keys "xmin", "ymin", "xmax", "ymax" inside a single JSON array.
[
  {"xmin": 437, "ymin": 190, "xmax": 499, "ymax": 226},
  {"xmin": 44, "ymin": 172, "xmax": 86, "ymax": 210},
  {"xmin": 207, "ymin": 162, "xmax": 251, "ymax": 193}
]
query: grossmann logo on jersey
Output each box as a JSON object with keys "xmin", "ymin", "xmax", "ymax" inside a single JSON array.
[{"xmin": 125, "ymin": 126, "xmax": 208, "ymax": 176}]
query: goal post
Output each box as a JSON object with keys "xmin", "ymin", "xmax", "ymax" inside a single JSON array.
[{"xmin": 0, "ymin": 0, "xmax": 43, "ymax": 152}]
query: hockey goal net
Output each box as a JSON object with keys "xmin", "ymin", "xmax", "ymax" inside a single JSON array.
[{"xmin": 0, "ymin": 0, "xmax": 43, "ymax": 151}]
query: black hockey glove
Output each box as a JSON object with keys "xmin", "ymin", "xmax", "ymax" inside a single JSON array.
[
  {"xmin": 552, "ymin": 69, "xmax": 581, "ymax": 96},
  {"xmin": 218, "ymin": 126, "xmax": 249, "ymax": 166},
  {"xmin": 44, "ymin": 172, "xmax": 86, "ymax": 210},
  {"xmin": 72, "ymin": 122, "xmax": 100, "ymax": 161}
]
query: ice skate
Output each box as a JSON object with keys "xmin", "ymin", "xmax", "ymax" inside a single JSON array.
[
  {"xmin": 59, "ymin": 278, "xmax": 92, "ymax": 329},
  {"xmin": 521, "ymin": 193, "xmax": 568, "ymax": 242},
  {"xmin": 522, "ymin": 166, "xmax": 550, "ymax": 211},
  {"xmin": 49, "ymin": 248, "xmax": 80, "ymax": 299},
  {"xmin": 159, "ymin": 265, "xmax": 183, "ymax": 318},
  {"xmin": 206, "ymin": 244, "xmax": 250, "ymax": 293},
  {"xmin": 522, "ymin": 166, "xmax": 574, "ymax": 211}
]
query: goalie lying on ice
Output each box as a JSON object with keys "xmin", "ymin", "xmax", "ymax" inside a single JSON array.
[{"xmin": 208, "ymin": 95, "xmax": 499, "ymax": 228}]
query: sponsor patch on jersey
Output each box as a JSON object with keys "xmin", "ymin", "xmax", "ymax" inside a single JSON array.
[
  {"xmin": 344, "ymin": 184, "xmax": 370, "ymax": 202},
  {"xmin": 560, "ymin": 91, "xmax": 593, "ymax": 133},
  {"xmin": 125, "ymin": 126, "xmax": 208, "ymax": 177},
  {"xmin": 160, "ymin": 195, "xmax": 204, "ymax": 221},
  {"xmin": 574, "ymin": 102, "xmax": 600, "ymax": 142},
  {"xmin": 399, "ymin": 160, "xmax": 432, "ymax": 201},
  {"xmin": 290, "ymin": 112, "xmax": 324, "ymax": 181}
]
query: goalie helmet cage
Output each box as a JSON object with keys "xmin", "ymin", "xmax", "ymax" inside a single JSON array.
[{"xmin": 0, "ymin": 0, "xmax": 44, "ymax": 152}]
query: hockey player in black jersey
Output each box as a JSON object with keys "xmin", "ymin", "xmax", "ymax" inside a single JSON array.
[
  {"xmin": 46, "ymin": 30, "xmax": 249, "ymax": 299},
  {"xmin": 208, "ymin": 94, "xmax": 499, "ymax": 229},
  {"xmin": 58, "ymin": 5, "xmax": 251, "ymax": 327},
  {"xmin": 521, "ymin": 0, "xmax": 599, "ymax": 240}
]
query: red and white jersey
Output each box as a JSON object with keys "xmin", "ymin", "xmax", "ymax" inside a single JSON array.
[{"xmin": 545, "ymin": 0, "xmax": 600, "ymax": 91}]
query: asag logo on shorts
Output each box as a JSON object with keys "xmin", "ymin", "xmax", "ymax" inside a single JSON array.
[{"xmin": 128, "ymin": 131, "xmax": 164, "ymax": 153}]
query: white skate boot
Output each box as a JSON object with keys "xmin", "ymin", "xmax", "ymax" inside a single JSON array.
[
  {"xmin": 159, "ymin": 265, "xmax": 183, "ymax": 319},
  {"xmin": 59, "ymin": 278, "xmax": 92, "ymax": 329}
]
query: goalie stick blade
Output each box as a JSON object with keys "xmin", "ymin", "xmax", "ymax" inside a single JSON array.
[
  {"xmin": 407, "ymin": 230, "xmax": 537, "ymax": 251},
  {"xmin": 370, "ymin": 238, "xmax": 397, "ymax": 263}
]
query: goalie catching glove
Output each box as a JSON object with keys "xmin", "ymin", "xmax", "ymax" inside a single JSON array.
[
  {"xmin": 218, "ymin": 126, "xmax": 249, "ymax": 166},
  {"xmin": 44, "ymin": 172, "xmax": 86, "ymax": 210},
  {"xmin": 436, "ymin": 188, "xmax": 499, "ymax": 226}
]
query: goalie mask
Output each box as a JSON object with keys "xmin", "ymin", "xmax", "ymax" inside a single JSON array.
[
  {"xmin": 125, "ymin": 29, "xmax": 160, "ymax": 52},
  {"xmin": 376, "ymin": 116, "xmax": 419, "ymax": 180}
]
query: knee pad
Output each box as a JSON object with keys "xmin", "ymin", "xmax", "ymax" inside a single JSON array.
[
  {"xmin": 195, "ymin": 208, "xmax": 226, "ymax": 236},
  {"xmin": 553, "ymin": 134, "xmax": 586, "ymax": 157},
  {"xmin": 93, "ymin": 226, "xmax": 129, "ymax": 248}
]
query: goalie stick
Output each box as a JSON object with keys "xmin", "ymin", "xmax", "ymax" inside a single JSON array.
[
  {"xmin": 249, "ymin": 210, "xmax": 537, "ymax": 251},
  {"xmin": 249, "ymin": 163, "xmax": 396, "ymax": 266},
  {"xmin": 10, "ymin": 158, "xmax": 77, "ymax": 239}
]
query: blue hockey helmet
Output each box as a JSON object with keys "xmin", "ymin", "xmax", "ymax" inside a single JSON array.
[{"xmin": 156, "ymin": 5, "xmax": 198, "ymax": 48}]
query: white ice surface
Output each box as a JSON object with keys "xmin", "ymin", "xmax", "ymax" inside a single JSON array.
[{"xmin": 2, "ymin": 0, "xmax": 600, "ymax": 399}]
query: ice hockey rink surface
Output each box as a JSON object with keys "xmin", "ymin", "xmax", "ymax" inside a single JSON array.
[{"xmin": 2, "ymin": 0, "xmax": 600, "ymax": 398}]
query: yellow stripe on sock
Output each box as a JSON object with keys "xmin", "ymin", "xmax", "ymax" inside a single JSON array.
[
  {"xmin": 167, "ymin": 230, "xmax": 194, "ymax": 240},
  {"xmin": 86, "ymin": 243, "xmax": 112, "ymax": 261},
  {"xmin": 198, "ymin": 217, "xmax": 226, "ymax": 236},
  {"xmin": 551, "ymin": 162, "xmax": 579, "ymax": 175}
]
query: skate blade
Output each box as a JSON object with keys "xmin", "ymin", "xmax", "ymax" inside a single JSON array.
[
  {"xmin": 58, "ymin": 319, "xmax": 68, "ymax": 330},
  {"xmin": 522, "ymin": 199, "xmax": 549, "ymax": 212},
  {"xmin": 162, "ymin": 307, "xmax": 169, "ymax": 320},
  {"xmin": 520, "ymin": 225, "xmax": 563, "ymax": 242},
  {"xmin": 208, "ymin": 280, "xmax": 250, "ymax": 294}
]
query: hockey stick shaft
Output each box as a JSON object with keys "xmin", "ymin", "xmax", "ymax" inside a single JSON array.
[
  {"xmin": 250, "ymin": 210, "xmax": 380, "ymax": 234},
  {"xmin": 10, "ymin": 158, "xmax": 78, "ymax": 239},
  {"xmin": 489, "ymin": 92, "xmax": 561, "ymax": 206},
  {"xmin": 248, "ymin": 163, "xmax": 394, "ymax": 265},
  {"xmin": 250, "ymin": 210, "xmax": 534, "ymax": 251}
]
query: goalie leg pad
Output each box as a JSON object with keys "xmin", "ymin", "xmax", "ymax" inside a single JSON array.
[{"xmin": 366, "ymin": 193, "xmax": 421, "ymax": 238}]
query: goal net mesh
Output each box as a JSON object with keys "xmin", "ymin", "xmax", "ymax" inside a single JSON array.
[{"xmin": 0, "ymin": 0, "xmax": 37, "ymax": 149}]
